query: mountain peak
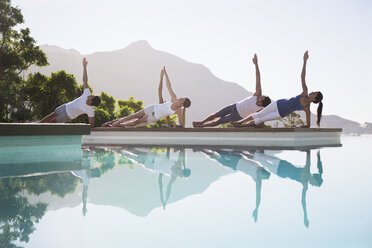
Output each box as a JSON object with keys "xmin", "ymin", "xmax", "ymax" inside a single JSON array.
[{"xmin": 126, "ymin": 40, "xmax": 152, "ymax": 50}]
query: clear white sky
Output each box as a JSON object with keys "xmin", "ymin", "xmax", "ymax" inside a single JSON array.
[{"xmin": 13, "ymin": 0, "xmax": 372, "ymax": 123}]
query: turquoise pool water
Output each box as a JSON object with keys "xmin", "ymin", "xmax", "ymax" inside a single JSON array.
[{"xmin": 1, "ymin": 136, "xmax": 372, "ymax": 247}]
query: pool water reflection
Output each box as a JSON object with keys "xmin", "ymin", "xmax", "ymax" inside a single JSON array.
[{"xmin": 1, "ymin": 136, "xmax": 372, "ymax": 247}]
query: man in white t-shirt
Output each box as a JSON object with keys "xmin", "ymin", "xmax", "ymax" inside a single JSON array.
[
  {"xmin": 39, "ymin": 58, "xmax": 101, "ymax": 127},
  {"xmin": 192, "ymin": 54, "xmax": 271, "ymax": 128}
]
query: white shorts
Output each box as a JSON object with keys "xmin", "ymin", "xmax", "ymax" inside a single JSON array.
[{"xmin": 143, "ymin": 105, "xmax": 158, "ymax": 125}]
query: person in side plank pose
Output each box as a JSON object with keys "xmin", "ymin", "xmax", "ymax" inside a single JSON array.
[
  {"xmin": 102, "ymin": 67, "xmax": 191, "ymax": 128},
  {"xmin": 192, "ymin": 54, "xmax": 271, "ymax": 128},
  {"xmin": 232, "ymin": 51, "xmax": 323, "ymax": 128},
  {"xmin": 39, "ymin": 58, "xmax": 101, "ymax": 128}
]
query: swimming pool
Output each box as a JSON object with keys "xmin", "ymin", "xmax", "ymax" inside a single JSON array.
[{"xmin": 1, "ymin": 136, "xmax": 371, "ymax": 247}]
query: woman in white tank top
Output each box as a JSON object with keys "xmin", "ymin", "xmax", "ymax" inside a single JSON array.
[
  {"xmin": 102, "ymin": 67, "xmax": 191, "ymax": 128},
  {"xmin": 153, "ymin": 101, "xmax": 175, "ymax": 120}
]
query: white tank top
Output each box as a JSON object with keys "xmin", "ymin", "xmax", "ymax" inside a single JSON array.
[
  {"xmin": 235, "ymin": 96, "xmax": 263, "ymax": 118},
  {"xmin": 153, "ymin": 101, "xmax": 176, "ymax": 120}
]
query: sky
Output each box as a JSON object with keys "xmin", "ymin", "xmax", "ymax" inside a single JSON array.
[{"xmin": 12, "ymin": 0, "xmax": 372, "ymax": 123}]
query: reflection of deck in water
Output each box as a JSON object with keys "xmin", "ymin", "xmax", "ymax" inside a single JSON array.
[{"xmin": 84, "ymin": 127, "xmax": 342, "ymax": 148}]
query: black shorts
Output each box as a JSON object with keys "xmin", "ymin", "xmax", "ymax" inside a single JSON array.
[{"xmin": 216, "ymin": 104, "xmax": 242, "ymax": 124}]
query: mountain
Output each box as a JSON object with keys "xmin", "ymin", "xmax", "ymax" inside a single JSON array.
[{"xmin": 26, "ymin": 41, "xmax": 371, "ymax": 134}]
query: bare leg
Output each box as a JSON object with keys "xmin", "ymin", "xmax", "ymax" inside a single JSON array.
[
  {"xmin": 197, "ymin": 119, "xmax": 222, "ymax": 128},
  {"xmin": 232, "ymin": 116, "xmax": 254, "ymax": 127},
  {"xmin": 39, "ymin": 112, "xmax": 57, "ymax": 123},
  {"xmin": 111, "ymin": 110, "xmax": 145, "ymax": 127},
  {"xmin": 102, "ymin": 119, "xmax": 116, "ymax": 127},
  {"xmin": 193, "ymin": 113, "xmax": 219, "ymax": 127},
  {"xmin": 120, "ymin": 116, "xmax": 148, "ymax": 127}
]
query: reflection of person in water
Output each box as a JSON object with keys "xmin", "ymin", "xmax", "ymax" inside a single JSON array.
[
  {"xmin": 253, "ymin": 149, "xmax": 323, "ymax": 227},
  {"xmin": 201, "ymin": 149, "xmax": 270, "ymax": 222},
  {"xmin": 71, "ymin": 152, "xmax": 101, "ymax": 216},
  {"xmin": 121, "ymin": 148, "xmax": 191, "ymax": 209}
]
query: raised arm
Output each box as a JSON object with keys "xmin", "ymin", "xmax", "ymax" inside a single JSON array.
[
  {"xmin": 301, "ymin": 51, "xmax": 309, "ymax": 96},
  {"xmin": 158, "ymin": 68, "xmax": 165, "ymax": 103},
  {"xmin": 252, "ymin": 54, "xmax": 262, "ymax": 96},
  {"xmin": 83, "ymin": 58, "xmax": 88, "ymax": 89},
  {"xmin": 164, "ymin": 67, "xmax": 178, "ymax": 101}
]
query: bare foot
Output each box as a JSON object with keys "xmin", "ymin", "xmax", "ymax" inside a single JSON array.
[
  {"xmin": 232, "ymin": 122, "xmax": 242, "ymax": 127},
  {"xmin": 242, "ymin": 122, "xmax": 256, "ymax": 128},
  {"xmin": 102, "ymin": 123, "xmax": 112, "ymax": 127},
  {"xmin": 193, "ymin": 121, "xmax": 202, "ymax": 127},
  {"xmin": 102, "ymin": 120, "xmax": 115, "ymax": 127}
]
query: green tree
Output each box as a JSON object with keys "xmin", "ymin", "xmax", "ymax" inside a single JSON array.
[
  {"xmin": 93, "ymin": 108, "xmax": 111, "ymax": 127},
  {"xmin": 0, "ymin": 0, "xmax": 48, "ymax": 122},
  {"xmin": 24, "ymin": 71, "xmax": 82, "ymax": 121},
  {"xmin": 116, "ymin": 96, "xmax": 143, "ymax": 118},
  {"xmin": 279, "ymin": 112, "xmax": 305, "ymax": 127},
  {"xmin": 98, "ymin": 92, "xmax": 116, "ymax": 118},
  {"xmin": 149, "ymin": 115, "xmax": 178, "ymax": 128}
]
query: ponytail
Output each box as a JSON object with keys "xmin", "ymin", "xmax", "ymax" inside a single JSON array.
[
  {"xmin": 313, "ymin": 91, "xmax": 323, "ymax": 127},
  {"xmin": 316, "ymin": 101, "xmax": 323, "ymax": 127}
]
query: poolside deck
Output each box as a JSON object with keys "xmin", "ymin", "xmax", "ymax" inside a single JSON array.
[
  {"xmin": 0, "ymin": 123, "xmax": 90, "ymax": 136},
  {"xmin": 83, "ymin": 127, "xmax": 342, "ymax": 148}
]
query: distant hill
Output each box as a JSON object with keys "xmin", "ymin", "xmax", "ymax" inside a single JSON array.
[{"xmin": 26, "ymin": 41, "xmax": 371, "ymax": 134}]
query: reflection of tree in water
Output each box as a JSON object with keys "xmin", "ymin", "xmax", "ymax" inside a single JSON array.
[
  {"xmin": 94, "ymin": 149, "xmax": 117, "ymax": 174},
  {"xmin": 93, "ymin": 148, "xmax": 135, "ymax": 173},
  {"xmin": 23, "ymin": 172, "xmax": 79, "ymax": 197},
  {"xmin": 0, "ymin": 172, "xmax": 80, "ymax": 247},
  {"xmin": 0, "ymin": 178, "xmax": 47, "ymax": 248}
]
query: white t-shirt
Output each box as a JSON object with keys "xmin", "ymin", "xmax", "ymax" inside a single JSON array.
[
  {"xmin": 253, "ymin": 153, "xmax": 280, "ymax": 175},
  {"xmin": 66, "ymin": 88, "xmax": 95, "ymax": 119},
  {"xmin": 235, "ymin": 96, "xmax": 263, "ymax": 118}
]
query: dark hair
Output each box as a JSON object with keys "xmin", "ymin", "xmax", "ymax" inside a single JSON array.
[
  {"xmin": 313, "ymin": 92, "xmax": 323, "ymax": 126},
  {"xmin": 262, "ymin": 96, "xmax": 271, "ymax": 107},
  {"xmin": 183, "ymin": 98, "xmax": 191, "ymax": 108},
  {"xmin": 260, "ymin": 169, "xmax": 271, "ymax": 179},
  {"xmin": 91, "ymin": 96, "xmax": 101, "ymax": 107},
  {"xmin": 310, "ymin": 174, "xmax": 323, "ymax": 187},
  {"xmin": 183, "ymin": 168, "xmax": 191, "ymax": 177}
]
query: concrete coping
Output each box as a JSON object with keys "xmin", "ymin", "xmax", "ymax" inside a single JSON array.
[
  {"xmin": 84, "ymin": 127, "xmax": 342, "ymax": 148},
  {"xmin": 0, "ymin": 123, "xmax": 91, "ymax": 136},
  {"xmin": 91, "ymin": 127, "xmax": 342, "ymax": 133}
]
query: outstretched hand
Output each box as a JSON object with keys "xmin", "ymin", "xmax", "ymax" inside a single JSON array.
[
  {"xmin": 303, "ymin": 51, "xmax": 309, "ymax": 61},
  {"xmin": 163, "ymin": 66, "xmax": 168, "ymax": 76},
  {"xmin": 252, "ymin": 53, "xmax": 258, "ymax": 65},
  {"xmin": 83, "ymin": 58, "xmax": 88, "ymax": 67}
]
